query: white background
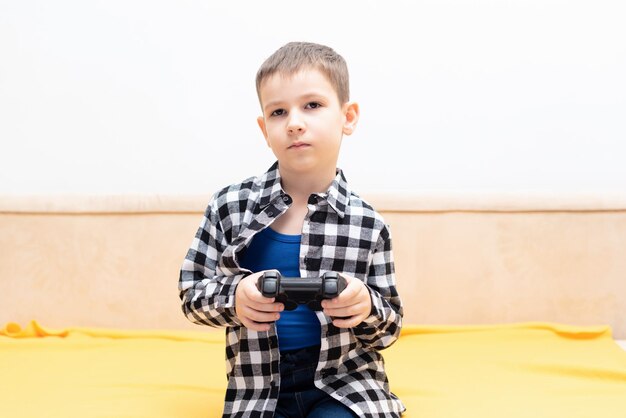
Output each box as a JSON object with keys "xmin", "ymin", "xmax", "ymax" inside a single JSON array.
[{"xmin": 1, "ymin": 0, "xmax": 625, "ymax": 196}]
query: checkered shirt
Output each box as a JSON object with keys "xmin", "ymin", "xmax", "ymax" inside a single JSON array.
[{"xmin": 179, "ymin": 162, "xmax": 405, "ymax": 417}]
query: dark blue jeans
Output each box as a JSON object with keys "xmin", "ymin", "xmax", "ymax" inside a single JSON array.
[{"xmin": 274, "ymin": 345, "xmax": 357, "ymax": 418}]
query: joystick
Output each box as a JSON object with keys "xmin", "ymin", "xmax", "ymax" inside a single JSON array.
[{"xmin": 257, "ymin": 271, "xmax": 347, "ymax": 311}]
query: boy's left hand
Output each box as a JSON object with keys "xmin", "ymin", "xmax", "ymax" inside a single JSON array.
[{"xmin": 321, "ymin": 274, "xmax": 372, "ymax": 328}]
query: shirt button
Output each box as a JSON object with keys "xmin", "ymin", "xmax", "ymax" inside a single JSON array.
[
  {"xmin": 282, "ymin": 195, "xmax": 291, "ymax": 204},
  {"xmin": 308, "ymin": 195, "xmax": 318, "ymax": 204},
  {"xmin": 267, "ymin": 210, "xmax": 274, "ymax": 217}
]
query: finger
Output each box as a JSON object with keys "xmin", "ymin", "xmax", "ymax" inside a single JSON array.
[
  {"xmin": 242, "ymin": 306, "xmax": 281, "ymax": 324},
  {"xmin": 323, "ymin": 301, "xmax": 366, "ymax": 318},
  {"xmin": 322, "ymin": 280, "xmax": 363, "ymax": 309},
  {"xmin": 331, "ymin": 314, "xmax": 367, "ymax": 329},
  {"xmin": 244, "ymin": 283, "xmax": 277, "ymax": 304},
  {"xmin": 322, "ymin": 287, "xmax": 355, "ymax": 308},
  {"xmin": 248, "ymin": 300, "xmax": 284, "ymax": 313},
  {"xmin": 242, "ymin": 318, "xmax": 271, "ymax": 332}
]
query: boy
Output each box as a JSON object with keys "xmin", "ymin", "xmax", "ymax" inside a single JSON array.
[{"xmin": 179, "ymin": 42, "xmax": 404, "ymax": 418}]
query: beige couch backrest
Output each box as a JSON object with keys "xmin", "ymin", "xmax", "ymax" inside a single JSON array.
[{"xmin": 2, "ymin": 194, "xmax": 625, "ymax": 337}]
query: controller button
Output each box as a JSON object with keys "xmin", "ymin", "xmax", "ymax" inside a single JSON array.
[
  {"xmin": 264, "ymin": 281, "xmax": 277, "ymax": 294},
  {"xmin": 326, "ymin": 282, "xmax": 337, "ymax": 294}
]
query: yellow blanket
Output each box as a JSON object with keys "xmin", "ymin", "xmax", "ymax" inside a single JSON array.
[{"xmin": 2, "ymin": 321, "xmax": 626, "ymax": 417}]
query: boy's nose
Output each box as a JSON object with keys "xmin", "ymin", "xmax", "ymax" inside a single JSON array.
[
  {"xmin": 287, "ymin": 113, "xmax": 305, "ymax": 134},
  {"xmin": 288, "ymin": 125, "xmax": 304, "ymax": 134}
]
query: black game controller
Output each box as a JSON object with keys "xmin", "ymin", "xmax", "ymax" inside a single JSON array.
[{"xmin": 257, "ymin": 271, "xmax": 347, "ymax": 311}]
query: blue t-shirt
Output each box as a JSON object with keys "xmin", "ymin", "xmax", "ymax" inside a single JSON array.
[{"xmin": 238, "ymin": 227, "xmax": 321, "ymax": 352}]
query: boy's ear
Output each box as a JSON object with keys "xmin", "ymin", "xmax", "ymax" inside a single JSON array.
[
  {"xmin": 342, "ymin": 102, "xmax": 360, "ymax": 136},
  {"xmin": 257, "ymin": 116, "xmax": 270, "ymax": 145}
]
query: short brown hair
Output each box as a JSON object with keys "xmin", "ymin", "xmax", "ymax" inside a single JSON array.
[{"xmin": 256, "ymin": 42, "xmax": 350, "ymax": 105}]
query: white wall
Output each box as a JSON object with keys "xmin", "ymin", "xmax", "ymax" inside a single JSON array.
[{"xmin": 1, "ymin": 0, "xmax": 625, "ymax": 196}]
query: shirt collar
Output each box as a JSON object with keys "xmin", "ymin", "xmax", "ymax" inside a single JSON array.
[
  {"xmin": 257, "ymin": 161, "xmax": 351, "ymax": 218},
  {"xmin": 324, "ymin": 169, "xmax": 350, "ymax": 218}
]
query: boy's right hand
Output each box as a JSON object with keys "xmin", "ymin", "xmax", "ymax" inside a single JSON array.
[{"xmin": 235, "ymin": 271, "xmax": 284, "ymax": 332}]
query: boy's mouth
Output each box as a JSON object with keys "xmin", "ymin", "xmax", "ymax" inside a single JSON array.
[{"xmin": 289, "ymin": 141, "xmax": 310, "ymax": 149}]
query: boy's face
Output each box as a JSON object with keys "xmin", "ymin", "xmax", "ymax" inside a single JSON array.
[{"xmin": 257, "ymin": 68, "xmax": 358, "ymax": 179}]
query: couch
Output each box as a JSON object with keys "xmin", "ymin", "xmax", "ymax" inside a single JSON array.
[{"xmin": 2, "ymin": 193, "xmax": 626, "ymax": 417}]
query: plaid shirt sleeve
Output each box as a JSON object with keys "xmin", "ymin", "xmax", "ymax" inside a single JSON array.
[
  {"xmin": 178, "ymin": 195, "xmax": 244, "ymax": 329},
  {"xmin": 352, "ymin": 222, "xmax": 403, "ymax": 350}
]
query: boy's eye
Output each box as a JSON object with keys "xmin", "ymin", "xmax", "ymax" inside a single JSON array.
[
  {"xmin": 270, "ymin": 109, "xmax": 285, "ymax": 117},
  {"xmin": 306, "ymin": 102, "xmax": 321, "ymax": 109}
]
